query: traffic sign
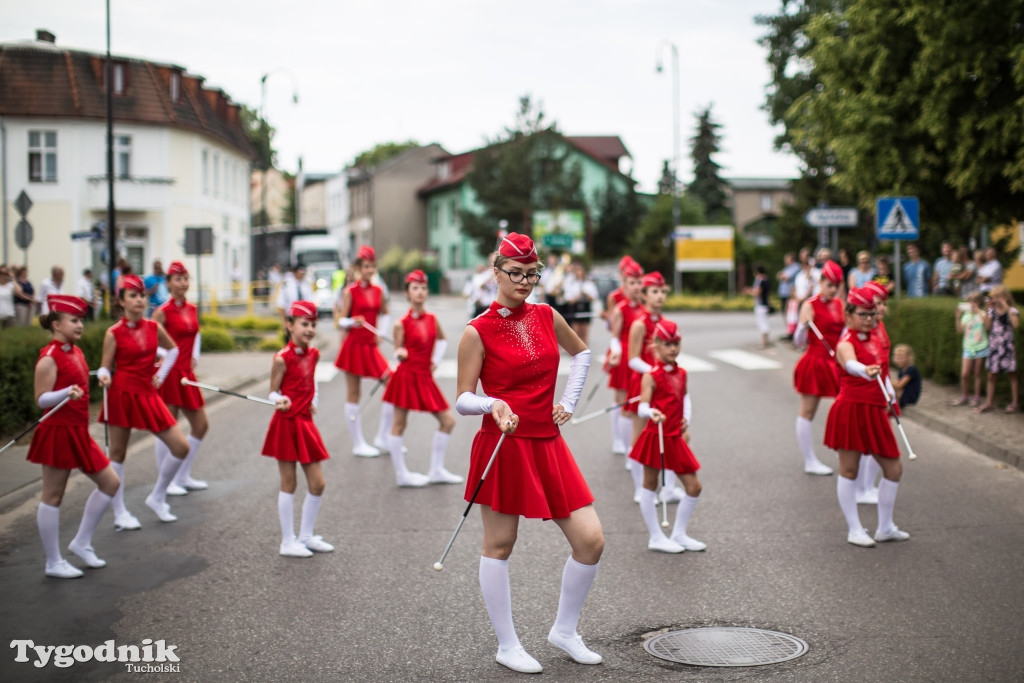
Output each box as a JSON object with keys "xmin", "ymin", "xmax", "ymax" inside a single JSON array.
[
  {"xmin": 876, "ymin": 197, "xmax": 919, "ymax": 240},
  {"xmin": 14, "ymin": 190, "xmax": 32, "ymax": 217},
  {"xmin": 804, "ymin": 207, "xmax": 858, "ymax": 228},
  {"xmin": 15, "ymin": 219, "xmax": 33, "ymax": 249}
]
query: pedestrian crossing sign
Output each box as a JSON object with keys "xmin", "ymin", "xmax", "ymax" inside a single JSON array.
[{"xmin": 876, "ymin": 197, "xmax": 919, "ymax": 240}]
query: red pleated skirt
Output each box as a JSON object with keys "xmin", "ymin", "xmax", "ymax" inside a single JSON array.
[
  {"xmin": 622, "ymin": 371, "xmax": 642, "ymax": 413},
  {"xmin": 464, "ymin": 431, "xmax": 594, "ymax": 520},
  {"xmin": 608, "ymin": 359, "xmax": 629, "ymax": 391},
  {"xmin": 794, "ymin": 353, "xmax": 840, "ymax": 397},
  {"xmin": 628, "ymin": 429, "xmax": 701, "ymax": 474},
  {"xmin": 261, "ymin": 414, "xmax": 330, "ymax": 463},
  {"xmin": 101, "ymin": 386, "xmax": 177, "ymax": 433},
  {"xmin": 335, "ymin": 339, "xmax": 390, "ymax": 379},
  {"xmin": 824, "ymin": 400, "xmax": 900, "ymax": 458},
  {"xmin": 382, "ymin": 366, "xmax": 448, "ymax": 412},
  {"xmin": 27, "ymin": 423, "xmax": 110, "ymax": 473},
  {"xmin": 158, "ymin": 366, "xmax": 205, "ymax": 410}
]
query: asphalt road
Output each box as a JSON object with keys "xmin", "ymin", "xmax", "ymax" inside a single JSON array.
[{"xmin": 2, "ymin": 301, "xmax": 1023, "ymax": 682}]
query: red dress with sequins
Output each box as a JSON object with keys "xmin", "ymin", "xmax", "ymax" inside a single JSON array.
[
  {"xmin": 824, "ymin": 330, "xmax": 900, "ymax": 458},
  {"xmin": 382, "ymin": 310, "xmax": 448, "ymax": 412},
  {"xmin": 628, "ymin": 363, "xmax": 700, "ymax": 474},
  {"xmin": 465, "ymin": 301, "xmax": 593, "ymax": 519},
  {"xmin": 100, "ymin": 318, "xmax": 176, "ymax": 432},
  {"xmin": 156, "ymin": 298, "xmax": 205, "ymax": 410},
  {"xmin": 27, "ymin": 341, "xmax": 109, "ymax": 473},
  {"xmin": 793, "ymin": 294, "xmax": 843, "ymax": 397},
  {"xmin": 262, "ymin": 343, "xmax": 330, "ymax": 463},
  {"xmin": 609, "ymin": 300, "xmax": 644, "ymax": 391},
  {"xmin": 334, "ymin": 281, "xmax": 391, "ymax": 379},
  {"xmin": 623, "ymin": 312, "xmax": 659, "ymax": 414}
]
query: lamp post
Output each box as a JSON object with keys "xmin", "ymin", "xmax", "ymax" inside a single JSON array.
[
  {"xmin": 258, "ymin": 69, "xmax": 298, "ymax": 234},
  {"xmin": 656, "ymin": 39, "xmax": 681, "ymax": 293}
]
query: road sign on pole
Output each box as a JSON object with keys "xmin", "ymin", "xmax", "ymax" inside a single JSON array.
[
  {"xmin": 804, "ymin": 207, "xmax": 858, "ymax": 228},
  {"xmin": 876, "ymin": 197, "xmax": 919, "ymax": 240},
  {"xmin": 14, "ymin": 190, "xmax": 33, "ymax": 218},
  {"xmin": 15, "ymin": 219, "xmax": 33, "ymax": 250}
]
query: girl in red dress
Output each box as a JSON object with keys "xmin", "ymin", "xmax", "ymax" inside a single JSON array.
[
  {"xmin": 97, "ymin": 275, "xmax": 190, "ymax": 529},
  {"xmin": 824, "ymin": 287, "xmax": 909, "ymax": 548},
  {"xmin": 334, "ymin": 245, "xmax": 392, "ymax": 457},
  {"xmin": 28, "ymin": 295, "xmax": 120, "ymax": 578},
  {"xmin": 855, "ymin": 280, "xmax": 894, "ymax": 504},
  {"xmin": 793, "ymin": 260, "xmax": 844, "ymax": 475},
  {"xmin": 262, "ymin": 300, "xmax": 333, "ymax": 558},
  {"xmin": 606, "ymin": 260, "xmax": 644, "ymax": 455},
  {"xmin": 628, "ymin": 318, "xmax": 706, "ymax": 554},
  {"xmin": 381, "ymin": 270, "xmax": 462, "ymax": 487},
  {"xmin": 601, "ymin": 255, "xmax": 640, "ymax": 454},
  {"xmin": 153, "ymin": 261, "xmax": 209, "ymax": 495},
  {"xmin": 456, "ymin": 233, "xmax": 602, "ymax": 674}
]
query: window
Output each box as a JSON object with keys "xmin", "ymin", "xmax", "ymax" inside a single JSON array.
[
  {"xmin": 202, "ymin": 149, "xmax": 209, "ymax": 194},
  {"xmin": 28, "ymin": 130, "xmax": 57, "ymax": 182},
  {"xmin": 213, "ymin": 152, "xmax": 220, "ymax": 197},
  {"xmin": 170, "ymin": 71, "xmax": 181, "ymax": 102},
  {"xmin": 116, "ymin": 135, "xmax": 131, "ymax": 179},
  {"xmin": 760, "ymin": 192, "xmax": 773, "ymax": 212},
  {"xmin": 112, "ymin": 63, "xmax": 126, "ymax": 94}
]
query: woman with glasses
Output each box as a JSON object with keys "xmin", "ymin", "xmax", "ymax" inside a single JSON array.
[
  {"xmin": 455, "ymin": 233, "xmax": 603, "ymax": 674},
  {"xmin": 825, "ymin": 287, "xmax": 908, "ymax": 548}
]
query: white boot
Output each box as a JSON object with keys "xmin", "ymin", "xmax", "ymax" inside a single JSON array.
[
  {"xmin": 38, "ymin": 502, "xmax": 82, "ymax": 578},
  {"xmin": 174, "ymin": 435, "xmax": 208, "ymax": 490},
  {"xmin": 145, "ymin": 452, "xmax": 184, "ymax": 522},
  {"xmin": 480, "ymin": 556, "xmax": 542, "ymax": 673},
  {"xmin": 639, "ymin": 489, "xmax": 683, "ymax": 553},
  {"xmin": 68, "ymin": 490, "xmax": 112, "ymax": 568},
  {"xmin": 797, "ymin": 416, "xmax": 833, "ymax": 475},
  {"xmin": 110, "ymin": 462, "xmax": 140, "ymax": 530},
  {"xmin": 278, "ymin": 491, "xmax": 312, "ymax": 557},
  {"xmin": 373, "ymin": 402, "xmax": 395, "ymax": 451},
  {"xmin": 346, "ymin": 402, "xmax": 380, "ymax": 457},
  {"xmin": 548, "ymin": 557, "xmax": 602, "ymax": 664},
  {"xmin": 428, "ymin": 431, "xmax": 463, "ymax": 484},
  {"xmin": 388, "ymin": 434, "xmax": 429, "ymax": 487},
  {"xmin": 669, "ymin": 494, "xmax": 707, "ymax": 551}
]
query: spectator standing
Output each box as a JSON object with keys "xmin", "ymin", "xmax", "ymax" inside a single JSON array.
[
  {"xmin": 953, "ymin": 291, "xmax": 990, "ymax": 407},
  {"xmin": 275, "ymin": 264, "xmax": 314, "ymax": 324},
  {"xmin": 463, "ymin": 261, "xmax": 497, "ymax": 319},
  {"xmin": 872, "ymin": 256, "xmax": 895, "ymax": 297},
  {"xmin": 38, "ymin": 266, "xmax": 66, "ymax": 314},
  {"xmin": 562, "ymin": 259, "xmax": 599, "ymax": 346},
  {"xmin": 976, "ymin": 248, "xmax": 1003, "ymax": 293},
  {"xmin": 744, "ymin": 264, "xmax": 772, "ymax": 349},
  {"xmin": 848, "ymin": 251, "xmax": 876, "ymax": 290},
  {"xmin": 948, "ymin": 248, "xmax": 967, "ymax": 297},
  {"xmin": 144, "ymin": 260, "xmax": 169, "ymax": 317},
  {"xmin": 902, "ymin": 244, "xmax": 930, "ymax": 297},
  {"xmin": 14, "ymin": 265, "xmax": 37, "ymax": 325},
  {"xmin": 777, "ymin": 253, "xmax": 800, "ymax": 339},
  {"xmin": 977, "ymin": 286, "xmax": 1019, "ymax": 414},
  {"xmin": 0, "ymin": 265, "xmax": 15, "ymax": 328},
  {"xmin": 77, "ymin": 269, "xmax": 96, "ymax": 320},
  {"xmin": 838, "ymin": 249, "xmax": 853, "ymax": 289},
  {"xmin": 931, "ymin": 241, "xmax": 954, "ymax": 295}
]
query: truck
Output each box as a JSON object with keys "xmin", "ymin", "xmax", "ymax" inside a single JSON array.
[{"xmin": 290, "ymin": 234, "xmax": 342, "ymax": 269}]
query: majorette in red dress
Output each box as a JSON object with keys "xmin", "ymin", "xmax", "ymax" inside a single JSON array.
[
  {"xmin": 623, "ymin": 312, "xmax": 659, "ymax": 415},
  {"xmin": 609, "ymin": 300, "xmax": 644, "ymax": 391},
  {"xmin": 334, "ymin": 281, "xmax": 390, "ymax": 379},
  {"xmin": 464, "ymin": 301, "xmax": 593, "ymax": 519},
  {"xmin": 381, "ymin": 310, "xmax": 448, "ymax": 412},
  {"xmin": 262, "ymin": 342, "xmax": 330, "ymax": 463},
  {"xmin": 793, "ymin": 294, "xmax": 843, "ymax": 397},
  {"xmin": 824, "ymin": 330, "xmax": 900, "ymax": 458},
  {"xmin": 156, "ymin": 298, "xmax": 205, "ymax": 410},
  {"xmin": 627, "ymin": 363, "xmax": 700, "ymax": 474},
  {"xmin": 100, "ymin": 318, "xmax": 176, "ymax": 433},
  {"xmin": 27, "ymin": 341, "xmax": 109, "ymax": 473}
]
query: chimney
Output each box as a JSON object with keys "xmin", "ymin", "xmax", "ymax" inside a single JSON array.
[{"xmin": 36, "ymin": 29, "xmax": 56, "ymax": 44}]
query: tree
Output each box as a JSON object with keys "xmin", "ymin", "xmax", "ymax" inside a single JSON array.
[
  {"xmin": 240, "ymin": 104, "xmax": 277, "ymax": 171},
  {"xmin": 688, "ymin": 105, "xmax": 729, "ymax": 223},
  {"xmin": 627, "ymin": 192, "xmax": 705, "ymax": 282},
  {"xmin": 461, "ymin": 96, "xmax": 585, "ymax": 256},
  {"xmin": 592, "ymin": 183, "xmax": 646, "ymax": 260},
  {"xmin": 352, "ymin": 140, "xmax": 420, "ymax": 169}
]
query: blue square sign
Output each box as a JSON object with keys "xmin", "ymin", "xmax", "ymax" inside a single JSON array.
[{"xmin": 876, "ymin": 197, "xmax": 919, "ymax": 240}]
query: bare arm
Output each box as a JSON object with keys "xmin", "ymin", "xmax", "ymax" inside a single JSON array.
[
  {"xmin": 156, "ymin": 322, "xmax": 176, "ymax": 350},
  {"xmin": 98, "ymin": 330, "xmax": 116, "ymax": 386},
  {"xmin": 456, "ymin": 325, "xmax": 516, "ymax": 433},
  {"xmin": 627, "ymin": 318, "xmax": 645, "ymax": 362},
  {"xmin": 268, "ymin": 355, "xmax": 290, "ymax": 411},
  {"xmin": 553, "ymin": 308, "xmax": 588, "ymax": 356},
  {"xmin": 393, "ymin": 318, "xmax": 407, "ymax": 361}
]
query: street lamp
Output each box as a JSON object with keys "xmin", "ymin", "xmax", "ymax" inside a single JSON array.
[
  {"xmin": 258, "ymin": 69, "xmax": 298, "ymax": 234},
  {"xmin": 656, "ymin": 40, "xmax": 681, "ymax": 292}
]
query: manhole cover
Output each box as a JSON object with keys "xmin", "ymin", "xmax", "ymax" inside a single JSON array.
[{"xmin": 644, "ymin": 627, "xmax": 808, "ymax": 667}]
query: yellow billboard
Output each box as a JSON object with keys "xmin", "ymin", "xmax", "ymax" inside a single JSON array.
[{"xmin": 674, "ymin": 226, "xmax": 735, "ymax": 272}]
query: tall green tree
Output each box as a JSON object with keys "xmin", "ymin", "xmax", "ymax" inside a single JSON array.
[
  {"xmin": 461, "ymin": 96, "xmax": 585, "ymax": 257},
  {"xmin": 240, "ymin": 104, "xmax": 277, "ymax": 171},
  {"xmin": 688, "ymin": 105, "xmax": 730, "ymax": 223},
  {"xmin": 352, "ymin": 140, "xmax": 420, "ymax": 168}
]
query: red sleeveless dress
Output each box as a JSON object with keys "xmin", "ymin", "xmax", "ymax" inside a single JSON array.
[
  {"xmin": 382, "ymin": 310, "xmax": 448, "ymax": 412},
  {"xmin": 623, "ymin": 312, "xmax": 659, "ymax": 414},
  {"xmin": 334, "ymin": 281, "xmax": 391, "ymax": 379},
  {"xmin": 262, "ymin": 342, "xmax": 329, "ymax": 463},
  {"xmin": 824, "ymin": 330, "xmax": 900, "ymax": 458},
  {"xmin": 602, "ymin": 287, "xmax": 627, "ymax": 373},
  {"xmin": 156, "ymin": 298, "xmax": 204, "ymax": 410},
  {"xmin": 464, "ymin": 301, "xmax": 593, "ymax": 519},
  {"xmin": 27, "ymin": 341, "xmax": 109, "ymax": 473},
  {"xmin": 628, "ymin": 363, "xmax": 700, "ymax": 474},
  {"xmin": 100, "ymin": 318, "xmax": 176, "ymax": 432},
  {"xmin": 793, "ymin": 294, "xmax": 843, "ymax": 397},
  {"xmin": 609, "ymin": 300, "xmax": 644, "ymax": 391}
]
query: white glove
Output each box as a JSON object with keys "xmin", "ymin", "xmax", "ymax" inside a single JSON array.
[
  {"xmin": 156, "ymin": 346, "xmax": 168, "ymax": 360},
  {"xmin": 192, "ymin": 332, "xmax": 201, "ymax": 364},
  {"xmin": 683, "ymin": 393, "xmax": 692, "ymax": 425},
  {"xmin": 337, "ymin": 317, "xmax": 356, "ymax": 329},
  {"xmin": 628, "ymin": 356, "xmax": 653, "ymax": 374},
  {"xmin": 376, "ymin": 314, "xmax": 391, "ymax": 338},
  {"xmin": 155, "ymin": 347, "xmax": 179, "ymax": 384},
  {"xmin": 793, "ymin": 323, "xmax": 808, "ymax": 347},
  {"xmin": 97, "ymin": 367, "xmax": 111, "ymax": 382},
  {"xmin": 268, "ymin": 391, "xmax": 290, "ymax": 404},
  {"xmin": 456, "ymin": 392, "xmax": 497, "ymax": 416},
  {"xmin": 431, "ymin": 339, "xmax": 448, "ymax": 368},
  {"xmin": 609, "ymin": 337, "xmax": 622, "ymax": 356},
  {"xmin": 884, "ymin": 375, "xmax": 896, "ymax": 404},
  {"xmin": 312, "ymin": 380, "xmax": 319, "ymax": 411},
  {"xmin": 638, "ymin": 401, "xmax": 653, "ymax": 419},
  {"xmin": 557, "ymin": 349, "xmax": 591, "ymax": 414}
]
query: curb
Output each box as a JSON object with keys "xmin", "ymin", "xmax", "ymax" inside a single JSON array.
[{"xmin": 902, "ymin": 405, "xmax": 1023, "ymax": 470}]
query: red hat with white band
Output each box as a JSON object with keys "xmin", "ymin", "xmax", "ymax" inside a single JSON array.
[
  {"xmin": 288, "ymin": 300, "xmax": 318, "ymax": 320},
  {"xmin": 357, "ymin": 245, "xmax": 376, "ymax": 262},
  {"xmin": 654, "ymin": 318, "xmax": 681, "ymax": 343},
  {"xmin": 120, "ymin": 274, "xmax": 145, "ymax": 293},
  {"xmin": 820, "ymin": 260, "xmax": 843, "ymax": 284},
  {"xmin": 863, "ymin": 280, "xmax": 888, "ymax": 301},
  {"xmin": 641, "ymin": 272, "xmax": 666, "ymax": 289},
  {"xmin": 847, "ymin": 287, "xmax": 876, "ymax": 309},
  {"xmin": 498, "ymin": 232, "xmax": 539, "ymax": 263},
  {"xmin": 405, "ymin": 269, "xmax": 427, "ymax": 284},
  {"xmin": 167, "ymin": 261, "xmax": 188, "ymax": 276},
  {"xmin": 47, "ymin": 294, "xmax": 88, "ymax": 317},
  {"xmin": 622, "ymin": 260, "xmax": 643, "ymax": 279},
  {"xmin": 618, "ymin": 255, "xmax": 639, "ymax": 272}
]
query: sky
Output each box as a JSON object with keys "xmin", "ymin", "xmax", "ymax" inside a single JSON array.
[{"xmin": 3, "ymin": 0, "xmax": 800, "ymax": 193}]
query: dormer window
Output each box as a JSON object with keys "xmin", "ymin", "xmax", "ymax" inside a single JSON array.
[
  {"xmin": 437, "ymin": 162, "xmax": 450, "ymax": 180},
  {"xmin": 170, "ymin": 71, "xmax": 181, "ymax": 102},
  {"xmin": 111, "ymin": 62, "xmax": 127, "ymax": 95}
]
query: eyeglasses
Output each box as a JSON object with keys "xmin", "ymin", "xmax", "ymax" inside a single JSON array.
[
  {"xmin": 498, "ymin": 267, "xmax": 541, "ymax": 284},
  {"xmin": 855, "ymin": 311, "xmax": 877, "ymax": 318}
]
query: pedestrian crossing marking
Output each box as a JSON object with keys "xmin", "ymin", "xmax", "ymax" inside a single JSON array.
[
  {"xmin": 315, "ymin": 362, "xmax": 340, "ymax": 383},
  {"xmin": 677, "ymin": 353, "xmax": 717, "ymax": 373},
  {"xmin": 707, "ymin": 349, "xmax": 781, "ymax": 370}
]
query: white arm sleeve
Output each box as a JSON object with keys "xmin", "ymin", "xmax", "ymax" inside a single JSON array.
[
  {"xmin": 38, "ymin": 386, "xmax": 72, "ymax": 409},
  {"xmin": 155, "ymin": 347, "xmax": 179, "ymax": 384},
  {"xmin": 793, "ymin": 323, "xmax": 808, "ymax": 347},
  {"xmin": 337, "ymin": 317, "xmax": 356, "ymax": 329},
  {"xmin": 376, "ymin": 314, "xmax": 391, "ymax": 338},
  {"xmin": 456, "ymin": 391, "xmax": 497, "ymax": 416},
  {"xmin": 628, "ymin": 356, "xmax": 653, "ymax": 374},
  {"xmin": 638, "ymin": 401, "xmax": 654, "ymax": 419},
  {"xmin": 609, "ymin": 337, "xmax": 622, "ymax": 355},
  {"xmin": 431, "ymin": 339, "xmax": 448, "ymax": 367},
  {"xmin": 192, "ymin": 333, "xmax": 201, "ymax": 363},
  {"xmin": 97, "ymin": 367, "xmax": 111, "ymax": 382},
  {"xmin": 268, "ymin": 390, "xmax": 290, "ymax": 404},
  {"xmin": 155, "ymin": 346, "xmax": 168, "ymax": 360},
  {"xmin": 884, "ymin": 375, "xmax": 896, "ymax": 403},
  {"xmin": 683, "ymin": 393, "xmax": 692, "ymax": 425},
  {"xmin": 557, "ymin": 349, "xmax": 591, "ymax": 414},
  {"xmin": 313, "ymin": 380, "xmax": 319, "ymax": 410},
  {"xmin": 844, "ymin": 359, "xmax": 873, "ymax": 380}
]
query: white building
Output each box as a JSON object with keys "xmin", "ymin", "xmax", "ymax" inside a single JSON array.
[{"xmin": 0, "ymin": 30, "xmax": 255, "ymax": 290}]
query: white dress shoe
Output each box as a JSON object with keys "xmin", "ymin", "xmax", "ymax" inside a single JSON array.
[
  {"xmin": 279, "ymin": 540, "xmax": 314, "ymax": 558},
  {"xmin": 396, "ymin": 471, "xmax": 430, "ymax": 487},
  {"xmin": 428, "ymin": 468, "xmax": 465, "ymax": 484},
  {"xmin": 548, "ymin": 629, "xmax": 603, "ymax": 664},
  {"xmin": 847, "ymin": 528, "xmax": 876, "ymax": 547},
  {"xmin": 804, "ymin": 460, "xmax": 834, "ymax": 476},
  {"xmin": 166, "ymin": 482, "xmax": 189, "ymax": 496},
  {"xmin": 612, "ymin": 441, "xmax": 626, "ymax": 455},
  {"xmin": 495, "ymin": 645, "xmax": 542, "ymax": 674},
  {"xmin": 648, "ymin": 536, "xmax": 686, "ymax": 553},
  {"xmin": 299, "ymin": 535, "xmax": 335, "ymax": 553},
  {"xmin": 874, "ymin": 526, "xmax": 910, "ymax": 542},
  {"xmin": 352, "ymin": 442, "xmax": 381, "ymax": 458},
  {"xmin": 68, "ymin": 541, "xmax": 106, "ymax": 568},
  {"xmin": 180, "ymin": 477, "xmax": 208, "ymax": 490},
  {"xmin": 45, "ymin": 559, "xmax": 84, "ymax": 579},
  {"xmin": 113, "ymin": 512, "xmax": 141, "ymax": 531},
  {"xmin": 856, "ymin": 487, "xmax": 879, "ymax": 505},
  {"xmin": 145, "ymin": 495, "xmax": 178, "ymax": 523},
  {"xmin": 670, "ymin": 534, "xmax": 707, "ymax": 551}
]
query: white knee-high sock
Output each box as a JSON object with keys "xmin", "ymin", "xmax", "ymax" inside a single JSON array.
[
  {"xmin": 611, "ymin": 408, "xmax": 623, "ymax": 447},
  {"xmin": 346, "ymin": 402, "xmax": 369, "ymax": 448},
  {"xmin": 298, "ymin": 493, "xmax": 322, "ymax": 541},
  {"xmin": 388, "ymin": 434, "xmax": 410, "ymax": 477},
  {"xmin": 71, "ymin": 490, "xmax": 112, "ymax": 548},
  {"xmin": 150, "ymin": 450, "xmax": 184, "ymax": 505},
  {"xmin": 37, "ymin": 502, "xmax": 62, "ymax": 566},
  {"xmin": 479, "ymin": 556, "xmax": 520, "ymax": 650},
  {"xmin": 857, "ymin": 456, "xmax": 881, "ymax": 494},
  {"xmin": 628, "ymin": 458, "xmax": 643, "ymax": 494},
  {"xmin": 154, "ymin": 439, "xmax": 170, "ymax": 471},
  {"xmin": 278, "ymin": 491, "xmax": 295, "ymax": 543},
  {"xmin": 617, "ymin": 414, "xmax": 632, "ymax": 454},
  {"xmin": 836, "ymin": 476, "xmax": 863, "ymax": 533},
  {"xmin": 429, "ymin": 431, "xmax": 451, "ymax": 475},
  {"xmin": 174, "ymin": 435, "xmax": 203, "ymax": 484},
  {"xmin": 664, "ymin": 470, "xmax": 679, "ymax": 491},
  {"xmin": 796, "ymin": 416, "xmax": 818, "ymax": 467},
  {"xmin": 877, "ymin": 478, "xmax": 899, "ymax": 533},
  {"xmin": 375, "ymin": 402, "xmax": 395, "ymax": 446},
  {"xmin": 638, "ymin": 488, "xmax": 664, "ymax": 541},
  {"xmin": 553, "ymin": 556, "xmax": 599, "ymax": 637},
  {"xmin": 672, "ymin": 494, "xmax": 699, "ymax": 538},
  {"xmin": 110, "ymin": 462, "xmax": 128, "ymax": 516}
]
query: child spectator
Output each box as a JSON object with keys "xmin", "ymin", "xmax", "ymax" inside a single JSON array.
[
  {"xmin": 977, "ymin": 286, "xmax": 1019, "ymax": 413},
  {"xmin": 892, "ymin": 344, "xmax": 921, "ymax": 408},
  {"xmin": 953, "ymin": 292, "xmax": 989, "ymax": 407}
]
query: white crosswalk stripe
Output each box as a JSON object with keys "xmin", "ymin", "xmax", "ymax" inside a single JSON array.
[
  {"xmin": 315, "ymin": 362, "xmax": 340, "ymax": 383},
  {"xmin": 677, "ymin": 353, "xmax": 717, "ymax": 373},
  {"xmin": 707, "ymin": 349, "xmax": 782, "ymax": 370}
]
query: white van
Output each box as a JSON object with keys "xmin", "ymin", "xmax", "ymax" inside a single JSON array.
[{"xmin": 290, "ymin": 235, "xmax": 341, "ymax": 269}]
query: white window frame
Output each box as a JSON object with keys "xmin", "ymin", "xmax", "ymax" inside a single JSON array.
[
  {"xmin": 202, "ymin": 149, "xmax": 209, "ymax": 195},
  {"xmin": 116, "ymin": 135, "xmax": 132, "ymax": 179},
  {"xmin": 28, "ymin": 130, "xmax": 58, "ymax": 183}
]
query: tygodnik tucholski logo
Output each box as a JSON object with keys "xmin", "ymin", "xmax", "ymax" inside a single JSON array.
[{"xmin": 10, "ymin": 639, "xmax": 181, "ymax": 672}]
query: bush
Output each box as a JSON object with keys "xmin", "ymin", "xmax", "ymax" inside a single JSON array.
[
  {"xmin": 201, "ymin": 328, "xmax": 235, "ymax": 352},
  {"xmin": 664, "ymin": 294, "xmax": 773, "ymax": 312},
  {"xmin": 199, "ymin": 314, "xmax": 228, "ymax": 329},
  {"xmin": 226, "ymin": 315, "xmax": 281, "ymax": 332},
  {"xmin": 257, "ymin": 338, "xmax": 284, "ymax": 352}
]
